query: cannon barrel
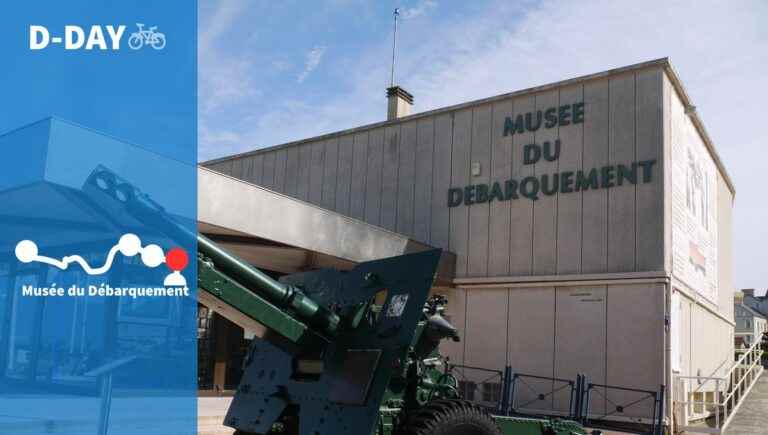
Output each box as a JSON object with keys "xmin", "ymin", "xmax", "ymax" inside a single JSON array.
[
  {"xmin": 85, "ymin": 166, "xmax": 340, "ymax": 338},
  {"xmin": 196, "ymin": 234, "xmax": 340, "ymax": 337}
]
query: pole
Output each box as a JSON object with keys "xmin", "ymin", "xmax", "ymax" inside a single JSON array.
[
  {"xmin": 390, "ymin": 8, "xmax": 399, "ymax": 87},
  {"xmin": 97, "ymin": 373, "xmax": 113, "ymax": 435}
]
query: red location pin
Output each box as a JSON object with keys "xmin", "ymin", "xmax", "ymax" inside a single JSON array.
[{"xmin": 165, "ymin": 247, "xmax": 189, "ymax": 272}]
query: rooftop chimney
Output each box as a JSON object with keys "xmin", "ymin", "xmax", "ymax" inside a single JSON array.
[
  {"xmin": 743, "ymin": 288, "xmax": 755, "ymax": 298},
  {"xmin": 387, "ymin": 86, "xmax": 413, "ymax": 121}
]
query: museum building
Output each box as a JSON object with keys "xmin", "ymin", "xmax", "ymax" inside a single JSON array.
[{"xmin": 198, "ymin": 58, "xmax": 735, "ymax": 428}]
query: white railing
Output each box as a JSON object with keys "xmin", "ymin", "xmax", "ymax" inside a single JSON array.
[{"xmin": 675, "ymin": 340, "xmax": 764, "ymax": 434}]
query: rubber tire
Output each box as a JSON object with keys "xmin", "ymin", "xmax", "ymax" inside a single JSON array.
[{"xmin": 398, "ymin": 399, "xmax": 503, "ymax": 435}]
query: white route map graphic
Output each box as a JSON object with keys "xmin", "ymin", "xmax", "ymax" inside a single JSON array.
[{"xmin": 15, "ymin": 233, "xmax": 186, "ymax": 286}]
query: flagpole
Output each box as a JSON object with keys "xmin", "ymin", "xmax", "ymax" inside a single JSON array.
[{"xmin": 390, "ymin": 8, "xmax": 400, "ymax": 88}]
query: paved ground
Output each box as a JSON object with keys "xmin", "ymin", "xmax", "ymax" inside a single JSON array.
[
  {"xmin": 198, "ymin": 397, "xmax": 233, "ymax": 435},
  {"xmin": 197, "ymin": 397, "xmax": 642, "ymax": 435},
  {"xmin": 725, "ymin": 373, "xmax": 768, "ymax": 435}
]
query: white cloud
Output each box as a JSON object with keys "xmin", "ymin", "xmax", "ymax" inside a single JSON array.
[
  {"xmin": 201, "ymin": 57, "xmax": 260, "ymax": 114},
  {"xmin": 199, "ymin": 124, "xmax": 244, "ymax": 157},
  {"xmin": 297, "ymin": 45, "xmax": 327, "ymax": 83},
  {"xmin": 198, "ymin": 0, "xmax": 260, "ymax": 155},
  {"xmin": 399, "ymin": 0, "xmax": 437, "ymax": 19},
  {"xmin": 271, "ymin": 59, "xmax": 292, "ymax": 72}
]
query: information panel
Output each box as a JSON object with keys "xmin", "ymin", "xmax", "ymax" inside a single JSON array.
[{"xmin": 671, "ymin": 96, "xmax": 718, "ymax": 302}]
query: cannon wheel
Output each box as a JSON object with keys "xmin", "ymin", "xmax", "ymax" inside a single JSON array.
[{"xmin": 399, "ymin": 399, "xmax": 502, "ymax": 435}]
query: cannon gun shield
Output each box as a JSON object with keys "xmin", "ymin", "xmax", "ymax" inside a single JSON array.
[{"xmin": 223, "ymin": 249, "xmax": 442, "ymax": 435}]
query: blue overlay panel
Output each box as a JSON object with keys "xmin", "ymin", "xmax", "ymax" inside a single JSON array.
[{"xmin": 0, "ymin": 3, "xmax": 197, "ymax": 435}]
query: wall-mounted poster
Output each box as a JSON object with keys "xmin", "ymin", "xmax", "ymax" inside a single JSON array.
[{"xmin": 671, "ymin": 96, "xmax": 718, "ymax": 302}]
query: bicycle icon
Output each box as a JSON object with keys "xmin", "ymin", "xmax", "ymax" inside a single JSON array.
[{"xmin": 128, "ymin": 23, "xmax": 166, "ymax": 50}]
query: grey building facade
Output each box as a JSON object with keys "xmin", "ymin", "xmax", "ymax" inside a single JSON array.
[
  {"xmin": 201, "ymin": 58, "xmax": 735, "ymax": 429},
  {"xmin": 734, "ymin": 302, "xmax": 766, "ymax": 348}
]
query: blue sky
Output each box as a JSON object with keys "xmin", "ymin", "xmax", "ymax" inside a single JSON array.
[{"xmin": 199, "ymin": 0, "xmax": 768, "ymax": 291}]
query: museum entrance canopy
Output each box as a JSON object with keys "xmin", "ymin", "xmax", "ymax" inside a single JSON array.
[
  {"xmin": 198, "ymin": 167, "xmax": 455, "ymax": 283},
  {"xmin": 197, "ymin": 167, "xmax": 455, "ymax": 338}
]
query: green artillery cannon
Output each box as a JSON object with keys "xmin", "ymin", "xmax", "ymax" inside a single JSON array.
[
  {"xmin": 84, "ymin": 166, "xmax": 588, "ymax": 435},
  {"xmin": 199, "ymin": 244, "xmax": 587, "ymax": 435}
]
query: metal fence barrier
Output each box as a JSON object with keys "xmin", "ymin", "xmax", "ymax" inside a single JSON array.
[
  {"xmin": 446, "ymin": 363, "xmax": 504, "ymax": 407},
  {"xmin": 448, "ymin": 363, "xmax": 666, "ymax": 435},
  {"xmin": 579, "ymin": 379, "xmax": 665, "ymax": 435},
  {"xmin": 508, "ymin": 372, "xmax": 576, "ymax": 417}
]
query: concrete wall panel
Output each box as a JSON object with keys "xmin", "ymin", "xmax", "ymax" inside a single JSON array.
[
  {"xmin": 335, "ymin": 134, "xmax": 354, "ymax": 215},
  {"xmin": 581, "ymin": 79, "xmax": 610, "ymax": 273},
  {"xmin": 296, "ymin": 144, "xmax": 312, "ymax": 201},
  {"xmin": 381, "ymin": 125, "xmax": 400, "ymax": 231},
  {"xmin": 607, "ymin": 74, "xmax": 637, "ymax": 272},
  {"xmin": 467, "ymin": 104, "xmax": 492, "ymax": 276},
  {"xmin": 488, "ymin": 99, "xmax": 513, "ymax": 276},
  {"xmin": 274, "ymin": 148, "xmax": 287, "ymax": 192},
  {"xmin": 449, "ymin": 109, "xmax": 473, "ymax": 275},
  {"xmin": 556, "ymin": 84, "xmax": 584, "ymax": 274},
  {"xmin": 554, "ymin": 286, "xmax": 606, "ymax": 415},
  {"xmin": 688, "ymin": 297, "xmax": 732, "ymax": 381},
  {"xmin": 662, "ymin": 74, "xmax": 673, "ymax": 273},
  {"xmin": 309, "ymin": 140, "xmax": 325, "ymax": 205},
  {"xmin": 262, "ymin": 150, "xmax": 276, "ymax": 189},
  {"xmin": 396, "ymin": 121, "xmax": 417, "ymax": 237},
  {"xmin": 532, "ymin": 91, "xmax": 559, "ymax": 275},
  {"xmin": 321, "ymin": 137, "xmax": 339, "ymax": 210},
  {"xmin": 349, "ymin": 132, "xmax": 369, "ymax": 220},
  {"xmin": 364, "ymin": 128, "xmax": 384, "ymax": 225},
  {"xmin": 508, "ymin": 287, "xmax": 556, "ymax": 412},
  {"xmin": 251, "ymin": 154, "xmax": 265, "ymax": 186},
  {"xmin": 430, "ymin": 113, "xmax": 453, "ymax": 249},
  {"xmin": 231, "ymin": 158, "xmax": 244, "ymax": 180},
  {"xmin": 414, "ymin": 117, "xmax": 435, "ymax": 243},
  {"xmin": 464, "ymin": 289, "xmax": 508, "ymax": 407},
  {"xmin": 285, "ymin": 145, "xmax": 300, "ymax": 197},
  {"xmin": 635, "ymin": 68, "xmax": 664, "ymax": 271},
  {"xmin": 717, "ymin": 174, "xmax": 734, "ymax": 319},
  {"xmin": 606, "ymin": 283, "xmax": 664, "ymax": 418},
  {"xmin": 509, "ymin": 96, "xmax": 535, "ymax": 276},
  {"xmin": 680, "ymin": 291, "xmax": 692, "ymax": 375}
]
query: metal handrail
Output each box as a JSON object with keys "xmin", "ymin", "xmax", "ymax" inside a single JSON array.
[{"xmin": 675, "ymin": 339, "xmax": 764, "ymax": 433}]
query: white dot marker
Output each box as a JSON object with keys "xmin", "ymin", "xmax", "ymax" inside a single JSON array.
[
  {"xmin": 141, "ymin": 244, "xmax": 165, "ymax": 268},
  {"xmin": 15, "ymin": 240, "xmax": 38, "ymax": 263},
  {"xmin": 118, "ymin": 233, "xmax": 142, "ymax": 257}
]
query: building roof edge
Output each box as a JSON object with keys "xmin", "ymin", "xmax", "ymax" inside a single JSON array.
[
  {"xmin": 203, "ymin": 57, "xmax": 734, "ymax": 196},
  {"xmin": 202, "ymin": 58, "xmax": 672, "ymax": 166},
  {"xmin": 661, "ymin": 62, "xmax": 735, "ymax": 196}
]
